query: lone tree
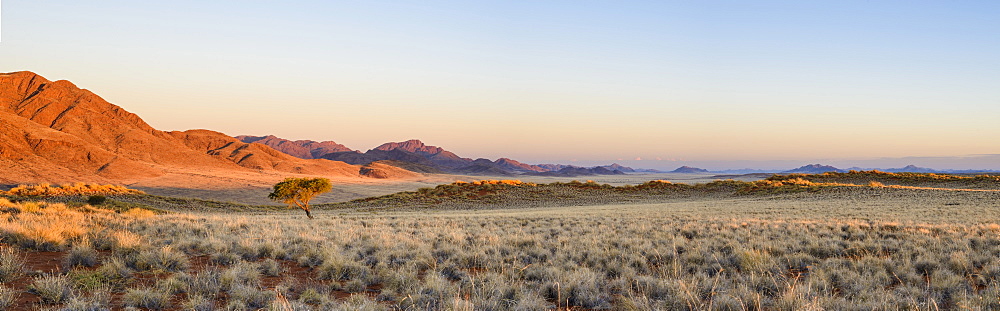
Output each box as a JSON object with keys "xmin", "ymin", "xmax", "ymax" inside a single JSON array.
[{"xmin": 268, "ymin": 177, "xmax": 332, "ymax": 219}]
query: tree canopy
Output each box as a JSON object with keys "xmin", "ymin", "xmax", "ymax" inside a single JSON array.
[{"xmin": 267, "ymin": 177, "xmax": 332, "ymax": 219}]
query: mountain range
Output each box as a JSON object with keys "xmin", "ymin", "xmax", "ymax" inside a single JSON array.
[
  {"xmin": 0, "ymin": 71, "xmax": 416, "ymax": 185},
  {"xmin": 232, "ymin": 134, "xmax": 993, "ymax": 177},
  {"xmin": 236, "ymin": 136, "xmax": 630, "ymax": 177}
]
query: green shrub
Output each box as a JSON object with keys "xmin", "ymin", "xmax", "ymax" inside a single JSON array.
[{"xmin": 86, "ymin": 195, "xmax": 107, "ymax": 205}]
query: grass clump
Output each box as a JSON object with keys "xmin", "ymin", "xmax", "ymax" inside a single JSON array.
[
  {"xmin": 122, "ymin": 287, "xmax": 171, "ymax": 310},
  {"xmin": 0, "ymin": 247, "xmax": 24, "ymax": 282},
  {"xmin": 182, "ymin": 294, "xmax": 216, "ymax": 311},
  {"xmin": 30, "ymin": 273, "xmax": 73, "ymax": 304},
  {"xmin": 128, "ymin": 247, "xmax": 189, "ymax": 272},
  {"xmin": 64, "ymin": 243, "xmax": 99, "ymax": 268},
  {"xmin": 0, "ymin": 284, "xmax": 18, "ymax": 309}
]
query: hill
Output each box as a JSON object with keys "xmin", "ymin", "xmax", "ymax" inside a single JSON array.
[
  {"xmin": 600, "ymin": 163, "xmax": 636, "ymax": 173},
  {"xmin": 783, "ymin": 164, "xmax": 844, "ymax": 174},
  {"xmin": 884, "ymin": 165, "xmax": 939, "ymax": 173},
  {"xmin": 235, "ymin": 135, "xmax": 352, "ymax": 159},
  {"xmin": 522, "ymin": 166, "xmax": 626, "ymax": 177},
  {"xmin": 0, "ymin": 71, "xmax": 415, "ymax": 185},
  {"xmin": 495, "ymin": 158, "xmax": 548, "ymax": 173},
  {"xmin": 670, "ymin": 166, "xmax": 710, "ymax": 173}
]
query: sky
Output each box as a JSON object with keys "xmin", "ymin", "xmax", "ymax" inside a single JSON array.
[{"xmin": 1, "ymin": 1, "xmax": 998, "ymax": 170}]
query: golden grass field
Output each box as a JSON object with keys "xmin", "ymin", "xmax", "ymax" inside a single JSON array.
[{"xmin": 2, "ymin": 172, "xmax": 1000, "ymax": 310}]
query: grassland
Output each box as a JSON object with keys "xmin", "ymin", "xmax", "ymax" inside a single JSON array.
[{"xmin": 2, "ymin": 172, "xmax": 1000, "ymax": 310}]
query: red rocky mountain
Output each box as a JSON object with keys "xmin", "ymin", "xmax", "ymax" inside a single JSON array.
[{"xmin": 0, "ymin": 71, "xmax": 415, "ymax": 184}]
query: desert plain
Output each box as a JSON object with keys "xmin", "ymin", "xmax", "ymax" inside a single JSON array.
[{"xmin": 4, "ymin": 171, "xmax": 1000, "ymax": 310}]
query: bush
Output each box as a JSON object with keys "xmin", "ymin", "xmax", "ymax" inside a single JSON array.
[
  {"xmin": 86, "ymin": 195, "xmax": 107, "ymax": 205},
  {"xmin": 69, "ymin": 268, "xmax": 121, "ymax": 292}
]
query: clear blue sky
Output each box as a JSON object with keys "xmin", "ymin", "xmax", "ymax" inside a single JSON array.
[{"xmin": 2, "ymin": 1, "xmax": 998, "ymax": 169}]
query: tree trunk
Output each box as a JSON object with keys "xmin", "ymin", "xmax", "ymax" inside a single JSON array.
[{"xmin": 295, "ymin": 201, "xmax": 314, "ymax": 219}]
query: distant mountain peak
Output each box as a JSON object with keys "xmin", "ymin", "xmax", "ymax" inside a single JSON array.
[
  {"xmin": 885, "ymin": 164, "xmax": 938, "ymax": 173},
  {"xmin": 374, "ymin": 139, "xmax": 446, "ymax": 154},
  {"xmin": 784, "ymin": 164, "xmax": 844, "ymax": 174},
  {"xmin": 495, "ymin": 158, "xmax": 548, "ymax": 172},
  {"xmin": 671, "ymin": 166, "xmax": 709, "ymax": 173}
]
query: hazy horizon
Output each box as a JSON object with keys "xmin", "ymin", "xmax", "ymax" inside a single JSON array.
[{"xmin": 2, "ymin": 1, "xmax": 998, "ymax": 169}]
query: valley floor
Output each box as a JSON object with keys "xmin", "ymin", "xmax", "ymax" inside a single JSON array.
[{"xmin": 2, "ymin": 183, "xmax": 1000, "ymax": 310}]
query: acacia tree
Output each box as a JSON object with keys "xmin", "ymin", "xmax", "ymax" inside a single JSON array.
[{"xmin": 267, "ymin": 177, "xmax": 332, "ymax": 219}]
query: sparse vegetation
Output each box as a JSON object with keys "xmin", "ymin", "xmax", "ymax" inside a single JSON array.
[
  {"xmin": 0, "ymin": 198, "xmax": 155, "ymax": 251},
  {"xmin": 771, "ymin": 170, "xmax": 1000, "ymax": 189},
  {"xmin": 329, "ymin": 178, "xmax": 857, "ymax": 210},
  {"xmin": 1, "ymin": 174, "xmax": 999, "ymax": 309},
  {"xmin": 1, "ymin": 182, "xmax": 144, "ymax": 197},
  {"xmin": 268, "ymin": 177, "xmax": 333, "ymax": 219}
]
